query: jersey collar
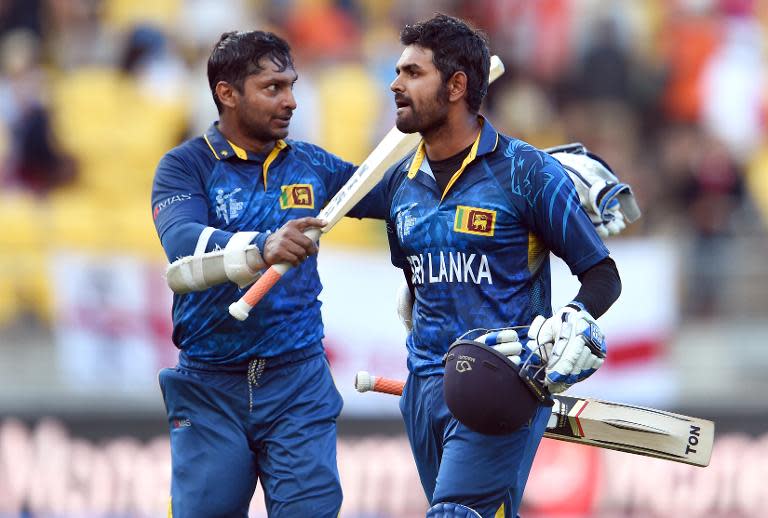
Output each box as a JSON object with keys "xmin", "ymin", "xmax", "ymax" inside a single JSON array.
[
  {"xmin": 406, "ymin": 116, "xmax": 500, "ymax": 200},
  {"xmin": 203, "ymin": 122, "xmax": 289, "ymax": 162}
]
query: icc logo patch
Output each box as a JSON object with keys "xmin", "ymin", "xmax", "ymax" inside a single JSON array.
[
  {"xmin": 280, "ymin": 184, "xmax": 314, "ymax": 209},
  {"xmin": 454, "ymin": 205, "xmax": 496, "ymax": 236}
]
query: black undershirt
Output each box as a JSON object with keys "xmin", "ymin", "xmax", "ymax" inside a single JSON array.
[
  {"xmin": 427, "ymin": 143, "xmax": 474, "ymax": 194},
  {"xmin": 574, "ymin": 257, "xmax": 621, "ymax": 318}
]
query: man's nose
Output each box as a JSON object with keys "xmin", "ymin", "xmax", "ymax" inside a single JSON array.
[
  {"xmin": 390, "ymin": 75, "xmax": 403, "ymax": 93},
  {"xmin": 283, "ymin": 90, "xmax": 297, "ymax": 110}
]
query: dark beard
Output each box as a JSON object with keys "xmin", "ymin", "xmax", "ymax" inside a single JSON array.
[{"xmin": 395, "ymin": 85, "xmax": 450, "ymax": 135}]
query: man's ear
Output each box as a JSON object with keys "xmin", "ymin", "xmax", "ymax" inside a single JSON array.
[
  {"xmin": 215, "ymin": 81, "xmax": 238, "ymax": 110},
  {"xmin": 447, "ymin": 71, "xmax": 468, "ymax": 104}
]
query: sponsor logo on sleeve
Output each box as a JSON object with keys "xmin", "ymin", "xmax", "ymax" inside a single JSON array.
[
  {"xmin": 153, "ymin": 193, "xmax": 192, "ymax": 220},
  {"xmin": 454, "ymin": 205, "xmax": 496, "ymax": 236},
  {"xmin": 280, "ymin": 184, "xmax": 315, "ymax": 209},
  {"xmin": 172, "ymin": 417, "xmax": 191, "ymax": 429}
]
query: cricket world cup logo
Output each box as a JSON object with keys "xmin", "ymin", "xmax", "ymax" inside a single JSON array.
[
  {"xmin": 280, "ymin": 184, "xmax": 315, "ymax": 209},
  {"xmin": 454, "ymin": 205, "xmax": 496, "ymax": 236}
]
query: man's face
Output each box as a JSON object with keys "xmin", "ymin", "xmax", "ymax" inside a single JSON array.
[
  {"xmin": 230, "ymin": 57, "xmax": 297, "ymax": 142},
  {"xmin": 390, "ymin": 45, "xmax": 449, "ymax": 135}
]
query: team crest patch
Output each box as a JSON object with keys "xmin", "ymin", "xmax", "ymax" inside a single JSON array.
[
  {"xmin": 454, "ymin": 205, "xmax": 496, "ymax": 236},
  {"xmin": 280, "ymin": 184, "xmax": 314, "ymax": 209}
]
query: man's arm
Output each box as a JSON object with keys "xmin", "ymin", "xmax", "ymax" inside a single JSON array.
[
  {"xmin": 572, "ymin": 257, "xmax": 622, "ymax": 319},
  {"xmin": 153, "ymin": 152, "xmax": 322, "ymax": 293},
  {"xmin": 509, "ymin": 146, "xmax": 622, "ymax": 393}
]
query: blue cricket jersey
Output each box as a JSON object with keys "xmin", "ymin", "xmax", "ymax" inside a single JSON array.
[
  {"xmin": 383, "ymin": 118, "xmax": 610, "ymax": 376},
  {"xmin": 152, "ymin": 123, "xmax": 386, "ymax": 365}
]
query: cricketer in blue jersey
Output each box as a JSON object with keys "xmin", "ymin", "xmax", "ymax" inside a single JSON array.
[
  {"xmin": 381, "ymin": 15, "xmax": 622, "ymax": 518},
  {"xmin": 151, "ymin": 31, "xmax": 386, "ymax": 518}
]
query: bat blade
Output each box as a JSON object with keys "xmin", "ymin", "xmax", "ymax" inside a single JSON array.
[
  {"xmin": 228, "ymin": 56, "xmax": 506, "ymax": 320},
  {"xmin": 354, "ymin": 371, "xmax": 714, "ymax": 467},
  {"xmin": 545, "ymin": 395, "xmax": 714, "ymax": 467}
]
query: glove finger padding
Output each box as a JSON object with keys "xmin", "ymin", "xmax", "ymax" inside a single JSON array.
[
  {"xmin": 477, "ymin": 329, "xmax": 524, "ymax": 365},
  {"xmin": 550, "ymin": 147, "xmax": 641, "ymax": 236},
  {"xmin": 604, "ymin": 210, "xmax": 626, "ymax": 235},
  {"xmin": 396, "ymin": 281, "xmax": 413, "ymax": 332},
  {"xmin": 528, "ymin": 314, "xmax": 558, "ymax": 346},
  {"xmin": 528, "ymin": 308, "xmax": 607, "ymax": 393}
]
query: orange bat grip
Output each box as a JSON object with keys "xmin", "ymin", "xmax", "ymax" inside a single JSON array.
[
  {"xmin": 241, "ymin": 267, "xmax": 282, "ymax": 306},
  {"xmin": 373, "ymin": 377, "xmax": 405, "ymax": 396}
]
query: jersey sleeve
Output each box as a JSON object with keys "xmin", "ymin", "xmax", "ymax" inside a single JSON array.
[
  {"xmin": 511, "ymin": 145, "xmax": 609, "ymax": 275},
  {"xmin": 151, "ymin": 151, "xmax": 256, "ymax": 261},
  {"xmin": 382, "ymin": 162, "xmax": 410, "ymax": 269}
]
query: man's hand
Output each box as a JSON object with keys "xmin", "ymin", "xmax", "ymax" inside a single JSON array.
[
  {"xmin": 526, "ymin": 305, "xmax": 606, "ymax": 393},
  {"xmin": 262, "ymin": 217, "xmax": 326, "ymax": 267}
]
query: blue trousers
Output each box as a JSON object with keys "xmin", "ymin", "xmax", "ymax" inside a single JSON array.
[
  {"xmin": 399, "ymin": 373, "xmax": 551, "ymax": 518},
  {"xmin": 158, "ymin": 349, "xmax": 343, "ymax": 518}
]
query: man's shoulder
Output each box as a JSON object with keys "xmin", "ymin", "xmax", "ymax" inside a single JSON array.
[
  {"xmin": 285, "ymin": 139, "xmax": 348, "ymax": 169},
  {"xmin": 490, "ymin": 133, "xmax": 551, "ymax": 165},
  {"xmin": 382, "ymin": 149, "xmax": 417, "ymax": 187},
  {"xmin": 486, "ymin": 133, "xmax": 562, "ymax": 180},
  {"xmin": 162, "ymin": 135, "xmax": 215, "ymax": 167},
  {"xmin": 153, "ymin": 136, "xmax": 218, "ymax": 189}
]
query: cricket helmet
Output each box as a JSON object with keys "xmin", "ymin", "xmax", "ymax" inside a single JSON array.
[{"xmin": 443, "ymin": 338, "xmax": 549, "ymax": 436}]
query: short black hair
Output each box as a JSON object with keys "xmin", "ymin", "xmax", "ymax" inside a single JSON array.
[
  {"xmin": 207, "ymin": 30, "xmax": 294, "ymax": 113},
  {"xmin": 400, "ymin": 14, "xmax": 490, "ymax": 113}
]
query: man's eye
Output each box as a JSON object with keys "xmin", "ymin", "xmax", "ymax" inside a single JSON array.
[{"xmin": 266, "ymin": 84, "xmax": 278, "ymax": 92}]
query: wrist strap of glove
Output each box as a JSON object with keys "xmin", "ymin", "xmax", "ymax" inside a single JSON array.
[{"xmin": 565, "ymin": 300, "xmax": 587, "ymax": 314}]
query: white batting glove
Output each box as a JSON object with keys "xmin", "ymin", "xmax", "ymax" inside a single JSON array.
[
  {"xmin": 526, "ymin": 304, "xmax": 606, "ymax": 393},
  {"xmin": 396, "ymin": 281, "xmax": 413, "ymax": 332},
  {"xmin": 548, "ymin": 144, "xmax": 641, "ymax": 237},
  {"xmin": 475, "ymin": 328, "xmax": 543, "ymax": 368}
]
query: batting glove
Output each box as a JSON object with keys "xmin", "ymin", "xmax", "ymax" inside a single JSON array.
[
  {"xmin": 526, "ymin": 304, "xmax": 606, "ymax": 393},
  {"xmin": 475, "ymin": 328, "xmax": 541, "ymax": 367},
  {"xmin": 396, "ymin": 280, "xmax": 413, "ymax": 332},
  {"xmin": 547, "ymin": 144, "xmax": 641, "ymax": 238}
]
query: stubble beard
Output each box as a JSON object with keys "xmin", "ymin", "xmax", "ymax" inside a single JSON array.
[
  {"xmin": 395, "ymin": 86, "xmax": 450, "ymax": 137},
  {"xmin": 239, "ymin": 110, "xmax": 288, "ymax": 143}
]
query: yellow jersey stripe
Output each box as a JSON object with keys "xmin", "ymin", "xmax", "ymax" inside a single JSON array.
[
  {"xmin": 407, "ymin": 140, "xmax": 426, "ymax": 179},
  {"xmin": 262, "ymin": 140, "xmax": 288, "ymax": 190},
  {"xmin": 440, "ymin": 130, "xmax": 482, "ymax": 201},
  {"xmin": 203, "ymin": 133, "xmax": 220, "ymax": 160},
  {"xmin": 527, "ymin": 232, "xmax": 546, "ymax": 273},
  {"xmin": 228, "ymin": 140, "xmax": 248, "ymax": 160}
]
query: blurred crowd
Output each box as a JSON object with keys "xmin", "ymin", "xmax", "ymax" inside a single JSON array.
[{"xmin": 0, "ymin": 0, "xmax": 766, "ymax": 327}]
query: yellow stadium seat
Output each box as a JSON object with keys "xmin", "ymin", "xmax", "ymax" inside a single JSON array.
[
  {"xmin": 0, "ymin": 192, "xmax": 45, "ymax": 249},
  {"xmin": 101, "ymin": 0, "xmax": 182, "ymax": 32},
  {"xmin": 17, "ymin": 250, "xmax": 52, "ymax": 324},
  {"xmin": 0, "ymin": 260, "xmax": 19, "ymax": 327},
  {"xmin": 0, "ymin": 192, "xmax": 50, "ymax": 324},
  {"xmin": 50, "ymin": 67, "xmax": 188, "ymax": 203},
  {"xmin": 315, "ymin": 63, "xmax": 381, "ymax": 164},
  {"xmin": 747, "ymin": 145, "xmax": 768, "ymax": 226}
]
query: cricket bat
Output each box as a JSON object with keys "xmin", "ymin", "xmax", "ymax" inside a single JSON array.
[
  {"xmin": 354, "ymin": 371, "xmax": 714, "ymax": 467},
  {"xmin": 228, "ymin": 55, "xmax": 506, "ymax": 321}
]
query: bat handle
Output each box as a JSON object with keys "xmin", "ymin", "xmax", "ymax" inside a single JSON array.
[
  {"xmin": 355, "ymin": 371, "xmax": 405, "ymax": 396},
  {"xmin": 228, "ymin": 227, "xmax": 324, "ymax": 321},
  {"xmin": 228, "ymin": 265, "xmax": 287, "ymax": 320}
]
